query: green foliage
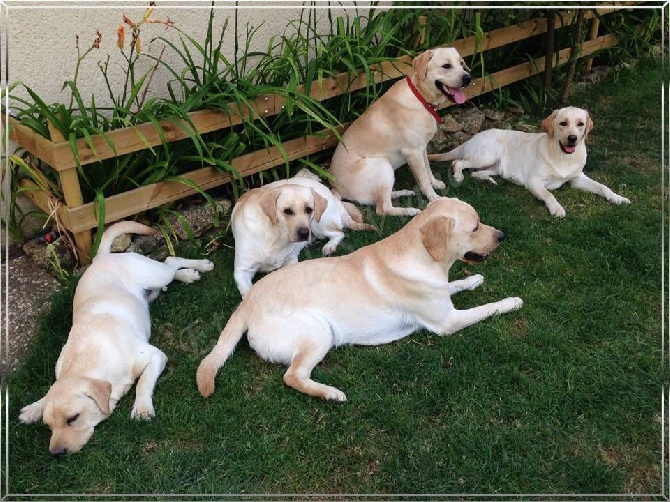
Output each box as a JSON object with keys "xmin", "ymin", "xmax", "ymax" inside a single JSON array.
[{"xmin": 2, "ymin": 4, "xmax": 660, "ymax": 244}]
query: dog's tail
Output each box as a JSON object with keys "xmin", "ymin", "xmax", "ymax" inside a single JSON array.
[
  {"xmin": 97, "ymin": 221, "xmax": 158, "ymax": 255},
  {"xmin": 426, "ymin": 145, "xmax": 464, "ymax": 162},
  {"xmin": 196, "ymin": 307, "xmax": 248, "ymax": 398},
  {"xmin": 341, "ymin": 201, "xmax": 377, "ymax": 232}
]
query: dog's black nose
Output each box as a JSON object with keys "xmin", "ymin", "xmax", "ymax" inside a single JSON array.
[
  {"xmin": 462, "ymin": 74, "xmax": 472, "ymax": 86},
  {"xmin": 497, "ymin": 230, "xmax": 506, "ymax": 242},
  {"xmin": 567, "ymin": 134, "xmax": 578, "ymax": 144},
  {"xmin": 50, "ymin": 447, "xmax": 67, "ymax": 456},
  {"xmin": 297, "ymin": 227, "xmax": 310, "ymax": 241}
]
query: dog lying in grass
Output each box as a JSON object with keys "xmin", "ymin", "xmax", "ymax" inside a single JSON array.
[
  {"xmin": 329, "ymin": 47, "xmax": 472, "ymax": 216},
  {"xmin": 232, "ymin": 172, "xmax": 376, "ymax": 297},
  {"xmin": 197, "ymin": 197, "xmax": 522, "ymax": 402},
  {"xmin": 428, "ymin": 106, "xmax": 631, "ymax": 217},
  {"xmin": 19, "ymin": 221, "xmax": 214, "ymax": 455}
]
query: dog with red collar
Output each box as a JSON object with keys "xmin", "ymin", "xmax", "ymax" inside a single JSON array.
[{"xmin": 329, "ymin": 48, "xmax": 472, "ymax": 217}]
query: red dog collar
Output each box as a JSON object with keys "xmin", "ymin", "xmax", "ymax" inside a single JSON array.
[{"xmin": 406, "ymin": 76, "xmax": 441, "ymax": 124}]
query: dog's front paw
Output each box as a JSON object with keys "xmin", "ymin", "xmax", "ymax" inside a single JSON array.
[
  {"xmin": 323, "ymin": 387, "xmax": 347, "ymax": 402},
  {"xmin": 465, "ymin": 274, "xmax": 485, "ymax": 290},
  {"xmin": 131, "ymin": 402, "xmax": 156, "ymax": 420},
  {"xmin": 432, "ymin": 179, "xmax": 446, "ymax": 190},
  {"xmin": 609, "ymin": 194, "xmax": 631, "ymax": 205},
  {"xmin": 196, "ymin": 259, "xmax": 215, "ymax": 272},
  {"xmin": 548, "ymin": 204, "xmax": 566, "ymax": 218},
  {"xmin": 174, "ymin": 268, "xmax": 201, "ymax": 283},
  {"xmin": 322, "ymin": 245, "xmax": 336, "ymax": 256},
  {"xmin": 19, "ymin": 400, "xmax": 44, "ymax": 424},
  {"xmin": 498, "ymin": 297, "xmax": 523, "ymax": 313}
]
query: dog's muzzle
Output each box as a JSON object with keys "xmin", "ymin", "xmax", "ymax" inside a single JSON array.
[
  {"xmin": 560, "ymin": 135, "xmax": 579, "ymax": 154},
  {"xmin": 50, "ymin": 446, "xmax": 68, "ymax": 456},
  {"xmin": 463, "ymin": 252, "xmax": 489, "ymax": 263},
  {"xmin": 436, "ymin": 73, "xmax": 472, "ymax": 104},
  {"xmin": 296, "ymin": 227, "xmax": 311, "ymax": 242},
  {"xmin": 463, "ymin": 231, "xmax": 504, "ymax": 262}
]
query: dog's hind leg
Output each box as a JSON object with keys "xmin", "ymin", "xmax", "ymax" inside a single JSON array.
[
  {"xmin": 455, "ymin": 159, "xmax": 500, "ymax": 184},
  {"xmin": 470, "ymin": 167, "xmax": 499, "ymax": 185},
  {"xmin": 374, "ymin": 165, "xmax": 421, "ymax": 216},
  {"xmin": 125, "ymin": 255, "xmax": 214, "ymax": 290},
  {"xmin": 166, "ymin": 257, "xmax": 214, "ymax": 274},
  {"xmin": 165, "ymin": 257, "xmax": 215, "ymax": 284},
  {"xmin": 283, "ymin": 342, "xmax": 346, "ymax": 402},
  {"xmin": 130, "ymin": 346, "xmax": 168, "ymax": 420},
  {"xmin": 391, "ymin": 190, "xmax": 416, "ymax": 198}
]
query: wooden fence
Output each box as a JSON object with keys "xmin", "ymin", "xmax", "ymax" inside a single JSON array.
[{"xmin": 5, "ymin": 6, "xmax": 627, "ymax": 263}]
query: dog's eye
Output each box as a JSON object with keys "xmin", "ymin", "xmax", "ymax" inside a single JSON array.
[
  {"xmin": 442, "ymin": 63, "xmax": 452, "ymax": 69},
  {"xmin": 473, "ymin": 224, "xmax": 480, "ymax": 232},
  {"xmin": 283, "ymin": 208, "xmax": 294, "ymax": 216},
  {"xmin": 577, "ymin": 121, "xmax": 584, "ymax": 127},
  {"xmin": 559, "ymin": 121, "xmax": 568, "ymax": 127},
  {"xmin": 66, "ymin": 414, "xmax": 80, "ymax": 426},
  {"xmin": 304, "ymin": 207, "xmax": 313, "ymax": 215}
]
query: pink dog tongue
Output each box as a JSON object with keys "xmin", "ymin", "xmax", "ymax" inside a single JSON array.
[
  {"xmin": 563, "ymin": 145, "xmax": 576, "ymax": 154},
  {"xmin": 449, "ymin": 88, "xmax": 467, "ymax": 104}
]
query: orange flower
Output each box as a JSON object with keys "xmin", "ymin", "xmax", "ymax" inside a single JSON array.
[
  {"xmin": 117, "ymin": 25, "xmax": 125, "ymax": 49},
  {"xmin": 134, "ymin": 35, "xmax": 142, "ymax": 54}
]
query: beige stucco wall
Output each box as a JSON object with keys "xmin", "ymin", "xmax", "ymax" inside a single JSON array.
[
  {"xmin": 1, "ymin": 1, "xmax": 379, "ymax": 111},
  {"xmin": 0, "ymin": 1, "xmax": 380, "ymax": 240}
]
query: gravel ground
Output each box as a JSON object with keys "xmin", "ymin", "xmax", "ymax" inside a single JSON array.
[{"xmin": 2, "ymin": 252, "xmax": 61, "ymax": 376}]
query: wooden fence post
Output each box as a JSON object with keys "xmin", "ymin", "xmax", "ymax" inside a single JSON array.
[
  {"xmin": 47, "ymin": 121, "xmax": 92, "ymax": 264},
  {"xmin": 544, "ymin": 12, "xmax": 556, "ymax": 94},
  {"xmin": 584, "ymin": 15, "xmax": 601, "ymax": 73}
]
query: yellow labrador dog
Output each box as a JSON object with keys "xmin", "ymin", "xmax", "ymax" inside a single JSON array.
[
  {"xmin": 197, "ymin": 197, "xmax": 522, "ymax": 402},
  {"xmin": 428, "ymin": 106, "xmax": 631, "ymax": 217},
  {"xmin": 329, "ymin": 48, "xmax": 472, "ymax": 216},
  {"xmin": 232, "ymin": 176, "xmax": 375, "ymax": 297},
  {"xmin": 19, "ymin": 221, "xmax": 214, "ymax": 455}
]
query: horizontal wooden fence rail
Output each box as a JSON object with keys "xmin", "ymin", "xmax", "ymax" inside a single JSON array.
[{"xmin": 5, "ymin": 5, "xmax": 632, "ymax": 262}]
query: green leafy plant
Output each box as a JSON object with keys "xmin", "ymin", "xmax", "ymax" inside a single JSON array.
[{"xmin": 2, "ymin": 4, "xmax": 660, "ymax": 251}]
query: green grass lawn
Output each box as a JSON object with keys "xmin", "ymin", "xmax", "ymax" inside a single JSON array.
[{"xmin": 4, "ymin": 61, "xmax": 664, "ymax": 499}]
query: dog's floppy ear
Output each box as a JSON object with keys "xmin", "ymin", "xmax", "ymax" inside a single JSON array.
[
  {"xmin": 420, "ymin": 215, "xmax": 454, "ymax": 262},
  {"xmin": 85, "ymin": 378, "xmax": 112, "ymax": 416},
  {"xmin": 259, "ymin": 188, "xmax": 280, "ymax": 225},
  {"xmin": 585, "ymin": 112, "xmax": 594, "ymax": 139},
  {"xmin": 412, "ymin": 49, "xmax": 434, "ymax": 81},
  {"xmin": 311, "ymin": 189, "xmax": 328, "ymax": 223},
  {"xmin": 541, "ymin": 110, "xmax": 558, "ymax": 138}
]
